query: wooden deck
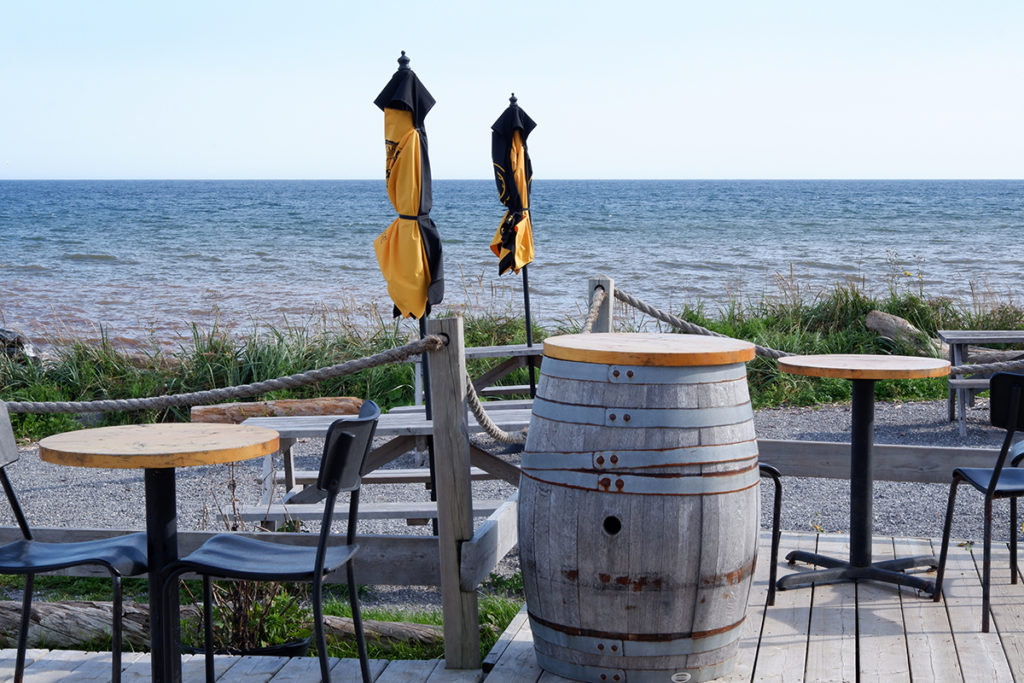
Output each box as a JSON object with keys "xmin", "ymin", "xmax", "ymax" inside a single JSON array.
[{"xmin": 8, "ymin": 530, "xmax": 1024, "ymax": 681}]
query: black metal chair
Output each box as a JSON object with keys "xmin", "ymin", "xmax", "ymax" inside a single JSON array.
[
  {"xmin": 0, "ymin": 403, "xmax": 148, "ymax": 683},
  {"xmin": 760, "ymin": 463, "xmax": 783, "ymax": 606},
  {"xmin": 162, "ymin": 400, "xmax": 380, "ymax": 683},
  {"xmin": 933, "ymin": 372, "xmax": 1024, "ymax": 632}
]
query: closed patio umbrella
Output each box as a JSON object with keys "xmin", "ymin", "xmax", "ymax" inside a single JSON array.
[
  {"xmin": 373, "ymin": 51, "xmax": 444, "ymax": 320},
  {"xmin": 491, "ymin": 93, "xmax": 537, "ymax": 395}
]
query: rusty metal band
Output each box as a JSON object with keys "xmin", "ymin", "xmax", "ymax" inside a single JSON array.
[
  {"xmin": 530, "ymin": 397, "xmax": 753, "ymax": 429},
  {"xmin": 521, "ymin": 439, "xmax": 759, "ymax": 470},
  {"xmin": 528, "ymin": 610, "xmax": 744, "ymax": 657},
  {"xmin": 539, "ymin": 357, "xmax": 748, "ymax": 385},
  {"xmin": 520, "ymin": 461, "xmax": 760, "ymax": 495}
]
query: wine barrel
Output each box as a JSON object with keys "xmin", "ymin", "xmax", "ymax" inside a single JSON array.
[{"xmin": 518, "ymin": 333, "xmax": 760, "ymax": 683}]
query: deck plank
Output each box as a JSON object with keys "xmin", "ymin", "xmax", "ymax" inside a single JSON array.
[
  {"xmin": 374, "ymin": 658, "xmax": 442, "ymax": 682},
  {"xmin": 988, "ymin": 543, "xmax": 1024, "ymax": 673},
  {"xmin": 893, "ymin": 536, "xmax": 963, "ymax": 682},
  {"xmin": 941, "ymin": 538, "xmax": 1015, "ymax": 682},
  {"xmin": 324, "ymin": 658, "xmax": 389, "ymax": 681},
  {"xmin": 750, "ymin": 531, "xmax": 816, "ymax": 681},
  {"xmin": 856, "ymin": 537, "xmax": 911, "ymax": 682},
  {"xmin": 481, "ymin": 619, "xmax": 544, "ymax": 683},
  {"xmin": 804, "ymin": 534, "xmax": 857, "ymax": 683}
]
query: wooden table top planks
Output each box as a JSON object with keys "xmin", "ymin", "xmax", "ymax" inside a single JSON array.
[{"xmin": 779, "ymin": 353, "xmax": 950, "ymax": 380}]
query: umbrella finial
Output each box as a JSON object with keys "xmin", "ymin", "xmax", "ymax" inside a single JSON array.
[
  {"xmin": 509, "ymin": 92, "xmax": 517, "ymax": 106},
  {"xmin": 398, "ymin": 51, "xmax": 411, "ymax": 70}
]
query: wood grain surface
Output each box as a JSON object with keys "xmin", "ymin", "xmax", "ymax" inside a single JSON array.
[
  {"xmin": 38, "ymin": 423, "xmax": 279, "ymax": 469},
  {"xmin": 542, "ymin": 332, "xmax": 756, "ymax": 366}
]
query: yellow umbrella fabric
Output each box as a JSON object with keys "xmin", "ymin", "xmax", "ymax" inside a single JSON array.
[
  {"xmin": 373, "ymin": 53, "xmax": 443, "ymax": 319},
  {"xmin": 490, "ymin": 95, "xmax": 536, "ymax": 275}
]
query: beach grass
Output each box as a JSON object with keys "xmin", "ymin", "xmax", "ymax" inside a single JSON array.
[{"xmin": 3, "ymin": 285, "xmax": 1024, "ymax": 440}]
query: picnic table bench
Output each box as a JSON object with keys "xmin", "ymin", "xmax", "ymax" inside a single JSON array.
[
  {"xmin": 239, "ymin": 402, "xmax": 530, "ymax": 527},
  {"xmin": 938, "ymin": 329, "xmax": 1024, "ymax": 436},
  {"xmin": 413, "ymin": 343, "xmax": 543, "ymax": 401}
]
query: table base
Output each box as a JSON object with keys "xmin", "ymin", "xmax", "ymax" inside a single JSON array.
[{"xmin": 776, "ymin": 549, "xmax": 938, "ymax": 594}]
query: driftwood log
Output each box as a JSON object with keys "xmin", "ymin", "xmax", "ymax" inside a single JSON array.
[
  {"xmin": 190, "ymin": 397, "xmax": 362, "ymax": 424},
  {"xmin": 866, "ymin": 311, "xmax": 1024, "ymax": 363},
  {"xmin": 0, "ymin": 601, "xmax": 442, "ymax": 651}
]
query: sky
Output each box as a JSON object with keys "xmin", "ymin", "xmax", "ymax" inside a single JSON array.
[{"xmin": 1, "ymin": 1, "xmax": 1021, "ymax": 180}]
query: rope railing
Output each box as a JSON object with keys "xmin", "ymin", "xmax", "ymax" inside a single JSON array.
[
  {"xmin": 581, "ymin": 286, "xmax": 606, "ymax": 334},
  {"xmin": 613, "ymin": 288, "xmax": 792, "ymax": 360},
  {"xmin": 464, "ymin": 378, "xmax": 528, "ymax": 444},
  {"xmin": 612, "ymin": 287, "xmax": 1024, "ymax": 376},
  {"xmin": 4, "ymin": 336, "xmax": 445, "ymax": 415}
]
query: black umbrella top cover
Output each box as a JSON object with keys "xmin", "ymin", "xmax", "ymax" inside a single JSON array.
[
  {"xmin": 373, "ymin": 51, "xmax": 436, "ymax": 128},
  {"xmin": 491, "ymin": 95, "xmax": 537, "ymax": 141}
]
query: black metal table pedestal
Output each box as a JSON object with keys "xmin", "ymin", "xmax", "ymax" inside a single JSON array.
[
  {"xmin": 145, "ymin": 468, "xmax": 182, "ymax": 682},
  {"xmin": 775, "ymin": 379, "xmax": 938, "ymax": 595}
]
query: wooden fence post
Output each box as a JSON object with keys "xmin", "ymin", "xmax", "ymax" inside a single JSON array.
[
  {"xmin": 426, "ymin": 315, "xmax": 481, "ymax": 668},
  {"xmin": 589, "ymin": 276, "xmax": 615, "ymax": 333}
]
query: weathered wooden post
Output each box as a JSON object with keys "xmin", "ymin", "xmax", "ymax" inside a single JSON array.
[
  {"xmin": 426, "ymin": 315, "xmax": 481, "ymax": 668},
  {"xmin": 588, "ymin": 276, "xmax": 614, "ymax": 333}
]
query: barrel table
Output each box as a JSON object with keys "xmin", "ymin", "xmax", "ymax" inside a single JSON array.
[{"xmin": 518, "ymin": 333, "xmax": 760, "ymax": 683}]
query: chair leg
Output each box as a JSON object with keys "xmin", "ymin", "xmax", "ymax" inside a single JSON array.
[
  {"xmin": 15, "ymin": 573, "xmax": 34, "ymax": 683},
  {"xmin": 203, "ymin": 576, "xmax": 215, "ymax": 683},
  {"xmin": 111, "ymin": 575, "xmax": 123, "ymax": 683},
  {"xmin": 313, "ymin": 575, "xmax": 331, "ymax": 683},
  {"xmin": 934, "ymin": 479, "xmax": 961, "ymax": 602},
  {"xmin": 983, "ymin": 497, "xmax": 993, "ymax": 632},
  {"xmin": 348, "ymin": 563, "xmax": 371, "ymax": 683},
  {"xmin": 759, "ymin": 465, "xmax": 782, "ymax": 607},
  {"xmin": 1011, "ymin": 498, "xmax": 1019, "ymax": 585}
]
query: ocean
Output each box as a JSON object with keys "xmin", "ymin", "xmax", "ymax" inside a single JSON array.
[{"xmin": 1, "ymin": 179, "xmax": 1021, "ymax": 349}]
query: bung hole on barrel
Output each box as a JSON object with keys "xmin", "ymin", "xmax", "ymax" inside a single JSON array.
[{"xmin": 603, "ymin": 515, "xmax": 622, "ymax": 535}]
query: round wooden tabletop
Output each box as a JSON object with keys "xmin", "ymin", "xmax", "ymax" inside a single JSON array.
[
  {"xmin": 778, "ymin": 354, "xmax": 950, "ymax": 381},
  {"xmin": 543, "ymin": 333, "xmax": 756, "ymax": 367},
  {"xmin": 38, "ymin": 423, "xmax": 280, "ymax": 470}
]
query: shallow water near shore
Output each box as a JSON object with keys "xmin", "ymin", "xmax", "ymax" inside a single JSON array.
[{"xmin": 2, "ymin": 179, "xmax": 1022, "ymax": 349}]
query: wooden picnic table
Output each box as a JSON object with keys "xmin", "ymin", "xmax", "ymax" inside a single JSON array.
[
  {"xmin": 938, "ymin": 330, "xmax": 1024, "ymax": 436},
  {"xmin": 240, "ymin": 402, "xmax": 530, "ymax": 526}
]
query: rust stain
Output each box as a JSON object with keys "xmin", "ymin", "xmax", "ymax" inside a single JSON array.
[
  {"xmin": 599, "ymin": 478, "xmax": 611, "ymax": 490},
  {"xmin": 615, "ymin": 479, "xmax": 625, "ymax": 491},
  {"xmin": 599, "ymin": 573, "xmax": 611, "ymax": 584},
  {"xmin": 610, "ymin": 454, "xmax": 619, "ymax": 464},
  {"xmin": 614, "ymin": 575, "xmax": 629, "ymax": 586},
  {"xmin": 563, "ymin": 569, "xmax": 579, "ymax": 581},
  {"xmin": 596, "ymin": 455, "xmax": 605, "ymax": 466}
]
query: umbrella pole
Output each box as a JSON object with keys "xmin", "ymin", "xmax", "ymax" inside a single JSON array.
[
  {"xmin": 419, "ymin": 316, "xmax": 440, "ymax": 536},
  {"xmin": 521, "ymin": 265, "xmax": 537, "ymax": 398}
]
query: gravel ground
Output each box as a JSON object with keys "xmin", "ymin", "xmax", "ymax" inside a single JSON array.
[{"xmin": 1, "ymin": 397, "xmax": 1014, "ymax": 609}]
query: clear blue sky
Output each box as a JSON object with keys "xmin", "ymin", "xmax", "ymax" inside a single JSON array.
[{"xmin": 2, "ymin": 0, "xmax": 1021, "ymax": 180}]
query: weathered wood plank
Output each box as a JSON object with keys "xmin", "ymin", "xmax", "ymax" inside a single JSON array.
[
  {"xmin": 235, "ymin": 499, "xmax": 506, "ymax": 523},
  {"xmin": 857, "ymin": 537, "xmax": 911, "ymax": 682},
  {"xmin": 482, "ymin": 619, "xmax": 544, "ymax": 683},
  {"xmin": 374, "ymin": 657, "xmax": 442, "ymax": 682},
  {"xmin": 429, "ymin": 316, "xmax": 481, "ymax": 669},
  {"xmin": 464, "ymin": 344, "xmax": 543, "ymax": 360},
  {"xmin": 62, "ymin": 651, "xmax": 146, "ymax": 681},
  {"xmin": 280, "ymin": 466, "xmax": 495, "ymax": 488},
  {"xmin": 893, "ymin": 536, "xmax": 963, "ymax": 682},
  {"xmin": 468, "ymin": 445, "xmax": 521, "ymax": 487},
  {"xmin": 754, "ymin": 531, "xmax": 815, "ymax": 681},
  {"xmin": 424, "ymin": 662, "xmax": 485, "ymax": 682},
  {"xmin": 321, "ymin": 658, "xmax": 389, "ymax": 682},
  {"xmin": 804, "ymin": 534, "xmax": 856, "ymax": 683},
  {"xmin": 482, "ymin": 605, "xmax": 529, "ymax": 673},
  {"xmin": 986, "ymin": 543, "xmax": 1024, "ymax": 673},
  {"xmin": 460, "ymin": 494, "xmax": 519, "ymax": 592},
  {"xmin": 941, "ymin": 539, "xmax": 1015, "ymax": 681},
  {"xmin": 757, "ymin": 439, "xmax": 995, "ymax": 483}
]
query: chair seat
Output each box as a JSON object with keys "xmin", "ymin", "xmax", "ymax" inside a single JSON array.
[
  {"xmin": 0, "ymin": 532, "xmax": 148, "ymax": 576},
  {"xmin": 955, "ymin": 466, "xmax": 1024, "ymax": 496},
  {"xmin": 176, "ymin": 533, "xmax": 358, "ymax": 581}
]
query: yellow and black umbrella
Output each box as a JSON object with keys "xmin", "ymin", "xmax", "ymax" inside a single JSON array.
[
  {"xmin": 490, "ymin": 93, "xmax": 536, "ymax": 276},
  {"xmin": 491, "ymin": 93, "xmax": 538, "ymax": 395},
  {"xmin": 373, "ymin": 51, "xmax": 444, "ymax": 320}
]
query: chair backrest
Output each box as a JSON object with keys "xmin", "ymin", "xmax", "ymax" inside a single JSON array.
[
  {"xmin": 0, "ymin": 403, "xmax": 32, "ymax": 539},
  {"xmin": 990, "ymin": 373, "xmax": 1024, "ymax": 432},
  {"xmin": 0, "ymin": 403, "xmax": 18, "ymax": 469},
  {"xmin": 316, "ymin": 400, "xmax": 380, "ymax": 495}
]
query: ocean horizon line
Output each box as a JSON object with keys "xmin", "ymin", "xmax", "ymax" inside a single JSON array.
[{"xmin": 2, "ymin": 177, "xmax": 1022, "ymax": 183}]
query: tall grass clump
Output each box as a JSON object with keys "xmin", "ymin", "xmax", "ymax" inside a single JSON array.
[{"xmin": 0, "ymin": 311, "xmax": 536, "ymax": 440}]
